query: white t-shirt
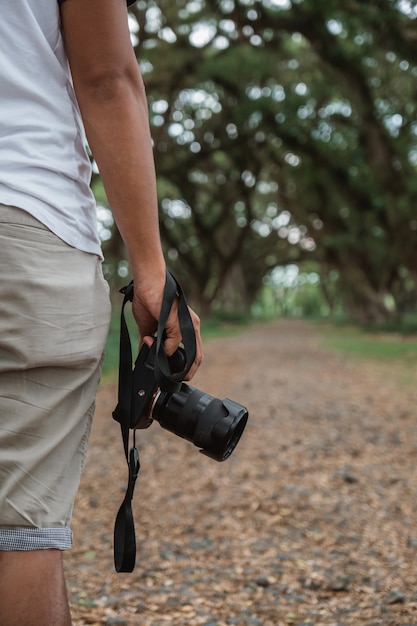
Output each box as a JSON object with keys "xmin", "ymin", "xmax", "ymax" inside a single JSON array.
[{"xmin": 0, "ymin": 0, "xmax": 132, "ymax": 257}]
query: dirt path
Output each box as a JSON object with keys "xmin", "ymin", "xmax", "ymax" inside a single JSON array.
[{"xmin": 65, "ymin": 320, "xmax": 417, "ymax": 626}]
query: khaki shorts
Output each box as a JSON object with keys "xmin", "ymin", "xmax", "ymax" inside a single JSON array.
[{"xmin": 0, "ymin": 205, "xmax": 111, "ymax": 550}]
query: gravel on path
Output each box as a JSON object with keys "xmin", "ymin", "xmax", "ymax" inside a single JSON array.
[{"xmin": 65, "ymin": 319, "xmax": 417, "ymax": 626}]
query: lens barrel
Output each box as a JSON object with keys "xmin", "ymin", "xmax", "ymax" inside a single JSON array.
[{"xmin": 151, "ymin": 384, "xmax": 248, "ymax": 461}]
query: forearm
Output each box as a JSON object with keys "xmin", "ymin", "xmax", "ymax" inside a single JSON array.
[
  {"xmin": 60, "ymin": 0, "xmax": 165, "ymax": 284},
  {"xmin": 76, "ymin": 70, "xmax": 165, "ymax": 283}
]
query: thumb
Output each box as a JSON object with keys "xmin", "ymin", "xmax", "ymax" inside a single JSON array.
[{"xmin": 142, "ymin": 335, "xmax": 155, "ymax": 349}]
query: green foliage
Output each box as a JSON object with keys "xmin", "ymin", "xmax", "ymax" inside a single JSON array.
[
  {"xmin": 253, "ymin": 261, "xmax": 335, "ymax": 319},
  {"xmin": 322, "ymin": 325, "xmax": 417, "ymax": 364},
  {"xmin": 108, "ymin": 0, "xmax": 417, "ymax": 323}
]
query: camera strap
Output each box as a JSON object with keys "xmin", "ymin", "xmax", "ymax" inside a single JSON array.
[{"xmin": 112, "ymin": 271, "xmax": 196, "ymax": 572}]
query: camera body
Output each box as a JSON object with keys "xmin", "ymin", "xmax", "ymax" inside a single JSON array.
[{"xmin": 130, "ymin": 341, "xmax": 248, "ymax": 462}]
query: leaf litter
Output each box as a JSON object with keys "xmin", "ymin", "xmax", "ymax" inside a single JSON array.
[{"xmin": 65, "ymin": 320, "xmax": 417, "ymax": 626}]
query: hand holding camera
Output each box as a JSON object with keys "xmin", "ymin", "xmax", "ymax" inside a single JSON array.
[{"xmin": 130, "ymin": 273, "xmax": 203, "ymax": 380}]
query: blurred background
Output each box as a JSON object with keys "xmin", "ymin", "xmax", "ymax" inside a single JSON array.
[{"xmin": 93, "ymin": 0, "xmax": 417, "ymax": 372}]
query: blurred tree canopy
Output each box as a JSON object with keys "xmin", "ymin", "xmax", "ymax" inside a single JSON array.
[{"xmin": 97, "ymin": 0, "xmax": 417, "ymax": 322}]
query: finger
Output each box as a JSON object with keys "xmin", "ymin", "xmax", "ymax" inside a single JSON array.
[
  {"xmin": 141, "ymin": 335, "xmax": 154, "ymax": 349},
  {"xmin": 184, "ymin": 310, "xmax": 203, "ymax": 380},
  {"xmin": 160, "ymin": 298, "xmax": 182, "ymax": 357}
]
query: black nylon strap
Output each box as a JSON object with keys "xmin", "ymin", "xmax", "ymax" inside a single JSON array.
[
  {"xmin": 153, "ymin": 272, "xmax": 196, "ymax": 392},
  {"xmin": 113, "ymin": 445, "xmax": 140, "ymax": 573},
  {"xmin": 112, "ymin": 271, "xmax": 196, "ymax": 572},
  {"xmin": 114, "ymin": 282, "xmax": 134, "ymax": 458}
]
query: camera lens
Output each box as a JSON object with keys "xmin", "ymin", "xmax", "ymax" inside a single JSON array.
[{"xmin": 150, "ymin": 384, "xmax": 248, "ymax": 461}]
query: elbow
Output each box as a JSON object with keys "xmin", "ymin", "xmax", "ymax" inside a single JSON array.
[{"xmin": 74, "ymin": 63, "xmax": 146, "ymax": 106}]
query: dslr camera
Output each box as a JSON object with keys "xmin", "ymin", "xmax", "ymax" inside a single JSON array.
[
  {"xmin": 131, "ymin": 340, "xmax": 248, "ymax": 462},
  {"xmin": 112, "ymin": 272, "xmax": 248, "ymax": 462}
]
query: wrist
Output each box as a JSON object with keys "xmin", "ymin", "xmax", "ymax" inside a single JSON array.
[{"xmin": 130, "ymin": 258, "xmax": 167, "ymax": 287}]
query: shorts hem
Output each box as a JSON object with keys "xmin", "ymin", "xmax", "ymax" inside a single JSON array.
[{"xmin": 0, "ymin": 527, "xmax": 72, "ymax": 551}]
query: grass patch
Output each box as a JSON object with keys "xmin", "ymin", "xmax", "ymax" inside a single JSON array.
[
  {"xmin": 200, "ymin": 316, "xmax": 250, "ymax": 340},
  {"xmin": 321, "ymin": 324, "xmax": 417, "ymax": 363}
]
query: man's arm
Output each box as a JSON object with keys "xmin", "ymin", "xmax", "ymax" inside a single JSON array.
[{"xmin": 60, "ymin": 0, "xmax": 202, "ymax": 374}]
